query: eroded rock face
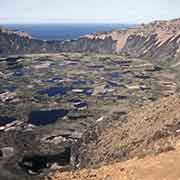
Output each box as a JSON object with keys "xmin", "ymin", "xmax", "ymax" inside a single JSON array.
[
  {"xmin": 1, "ymin": 18, "xmax": 180, "ymax": 60},
  {"xmin": 1, "ymin": 147, "xmax": 14, "ymax": 159},
  {"xmin": 58, "ymin": 37, "xmax": 116, "ymax": 54},
  {"xmin": 0, "ymin": 27, "xmax": 116, "ymax": 55},
  {"xmin": 76, "ymin": 95, "xmax": 180, "ymax": 169},
  {"xmin": 83, "ymin": 18, "xmax": 180, "ymax": 59},
  {"xmin": 0, "ymin": 122, "xmax": 81, "ymax": 180},
  {"xmin": 19, "ymin": 147, "xmax": 71, "ymax": 174}
]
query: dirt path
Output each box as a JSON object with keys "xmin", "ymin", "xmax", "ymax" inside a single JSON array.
[{"xmin": 51, "ymin": 141, "xmax": 180, "ymax": 180}]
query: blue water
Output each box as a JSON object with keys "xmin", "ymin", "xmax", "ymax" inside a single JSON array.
[
  {"xmin": 37, "ymin": 86, "xmax": 71, "ymax": 97},
  {"xmin": 29, "ymin": 109, "xmax": 68, "ymax": 126},
  {"xmin": 0, "ymin": 116, "xmax": 16, "ymax": 126},
  {"xmin": 2, "ymin": 23, "xmax": 134, "ymax": 41}
]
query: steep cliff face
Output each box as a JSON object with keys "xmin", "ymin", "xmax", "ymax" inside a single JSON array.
[
  {"xmin": 1, "ymin": 18, "xmax": 180, "ymax": 60},
  {"xmin": 0, "ymin": 27, "xmax": 116, "ymax": 55},
  {"xmin": 84, "ymin": 18, "xmax": 180, "ymax": 59},
  {"xmin": 0, "ymin": 27, "xmax": 45, "ymax": 54},
  {"xmin": 58, "ymin": 36, "xmax": 116, "ymax": 54}
]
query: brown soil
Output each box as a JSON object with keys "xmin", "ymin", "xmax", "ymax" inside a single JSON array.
[
  {"xmin": 51, "ymin": 141, "xmax": 180, "ymax": 180},
  {"xmin": 77, "ymin": 94, "xmax": 180, "ymax": 168},
  {"xmin": 49, "ymin": 94, "xmax": 180, "ymax": 179}
]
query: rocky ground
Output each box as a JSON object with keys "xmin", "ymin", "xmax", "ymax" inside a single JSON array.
[
  {"xmin": 51, "ymin": 140, "xmax": 180, "ymax": 180},
  {"xmin": 50, "ymin": 94, "xmax": 180, "ymax": 180},
  {"xmin": 1, "ymin": 17, "xmax": 180, "ymax": 180},
  {"xmin": 0, "ymin": 52, "xmax": 180, "ymax": 179},
  {"xmin": 75, "ymin": 94, "xmax": 180, "ymax": 168}
]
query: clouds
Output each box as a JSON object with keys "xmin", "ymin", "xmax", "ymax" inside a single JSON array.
[{"xmin": 0, "ymin": 0, "xmax": 180, "ymax": 23}]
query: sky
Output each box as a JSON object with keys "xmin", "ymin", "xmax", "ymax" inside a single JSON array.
[{"xmin": 0, "ymin": 0, "xmax": 180, "ymax": 24}]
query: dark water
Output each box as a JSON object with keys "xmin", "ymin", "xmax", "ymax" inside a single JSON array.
[
  {"xmin": 29, "ymin": 109, "xmax": 68, "ymax": 126},
  {"xmin": 37, "ymin": 86, "xmax": 71, "ymax": 97},
  {"xmin": 108, "ymin": 72, "xmax": 122, "ymax": 80},
  {"xmin": 74, "ymin": 102, "xmax": 88, "ymax": 109},
  {"xmin": 13, "ymin": 69, "xmax": 25, "ymax": 77},
  {"xmin": 0, "ymin": 116, "xmax": 16, "ymax": 126},
  {"xmin": 2, "ymin": 23, "xmax": 134, "ymax": 41}
]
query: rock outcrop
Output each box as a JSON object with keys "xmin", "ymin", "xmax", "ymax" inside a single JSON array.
[
  {"xmin": 50, "ymin": 94, "xmax": 180, "ymax": 180},
  {"xmin": 75, "ymin": 94, "xmax": 180, "ymax": 168},
  {"xmin": 50, "ymin": 140, "xmax": 180, "ymax": 180},
  {"xmin": 83, "ymin": 18, "xmax": 180, "ymax": 59},
  {"xmin": 1, "ymin": 18, "xmax": 180, "ymax": 60},
  {"xmin": 0, "ymin": 27, "xmax": 116, "ymax": 55}
]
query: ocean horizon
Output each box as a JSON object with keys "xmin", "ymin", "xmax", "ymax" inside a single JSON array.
[{"xmin": 2, "ymin": 23, "xmax": 135, "ymax": 41}]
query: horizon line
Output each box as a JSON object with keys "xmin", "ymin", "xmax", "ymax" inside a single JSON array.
[
  {"xmin": 0, "ymin": 19, "xmax": 138, "ymax": 25},
  {"xmin": 0, "ymin": 16, "xmax": 179, "ymax": 25},
  {"xmin": 0, "ymin": 22, "xmax": 138, "ymax": 25}
]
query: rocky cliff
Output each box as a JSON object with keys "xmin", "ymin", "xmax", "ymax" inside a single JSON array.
[
  {"xmin": 0, "ymin": 27, "xmax": 50, "ymax": 55},
  {"xmin": 50, "ymin": 94, "xmax": 180, "ymax": 180},
  {"xmin": 0, "ymin": 27, "xmax": 116, "ymax": 55},
  {"xmin": 82, "ymin": 18, "xmax": 180, "ymax": 59},
  {"xmin": 1, "ymin": 18, "xmax": 180, "ymax": 60}
]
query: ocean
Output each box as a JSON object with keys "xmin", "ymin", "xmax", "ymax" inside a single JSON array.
[{"xmin": 2, "ymin": 23, "xmax": 134, "ymax": 41}]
